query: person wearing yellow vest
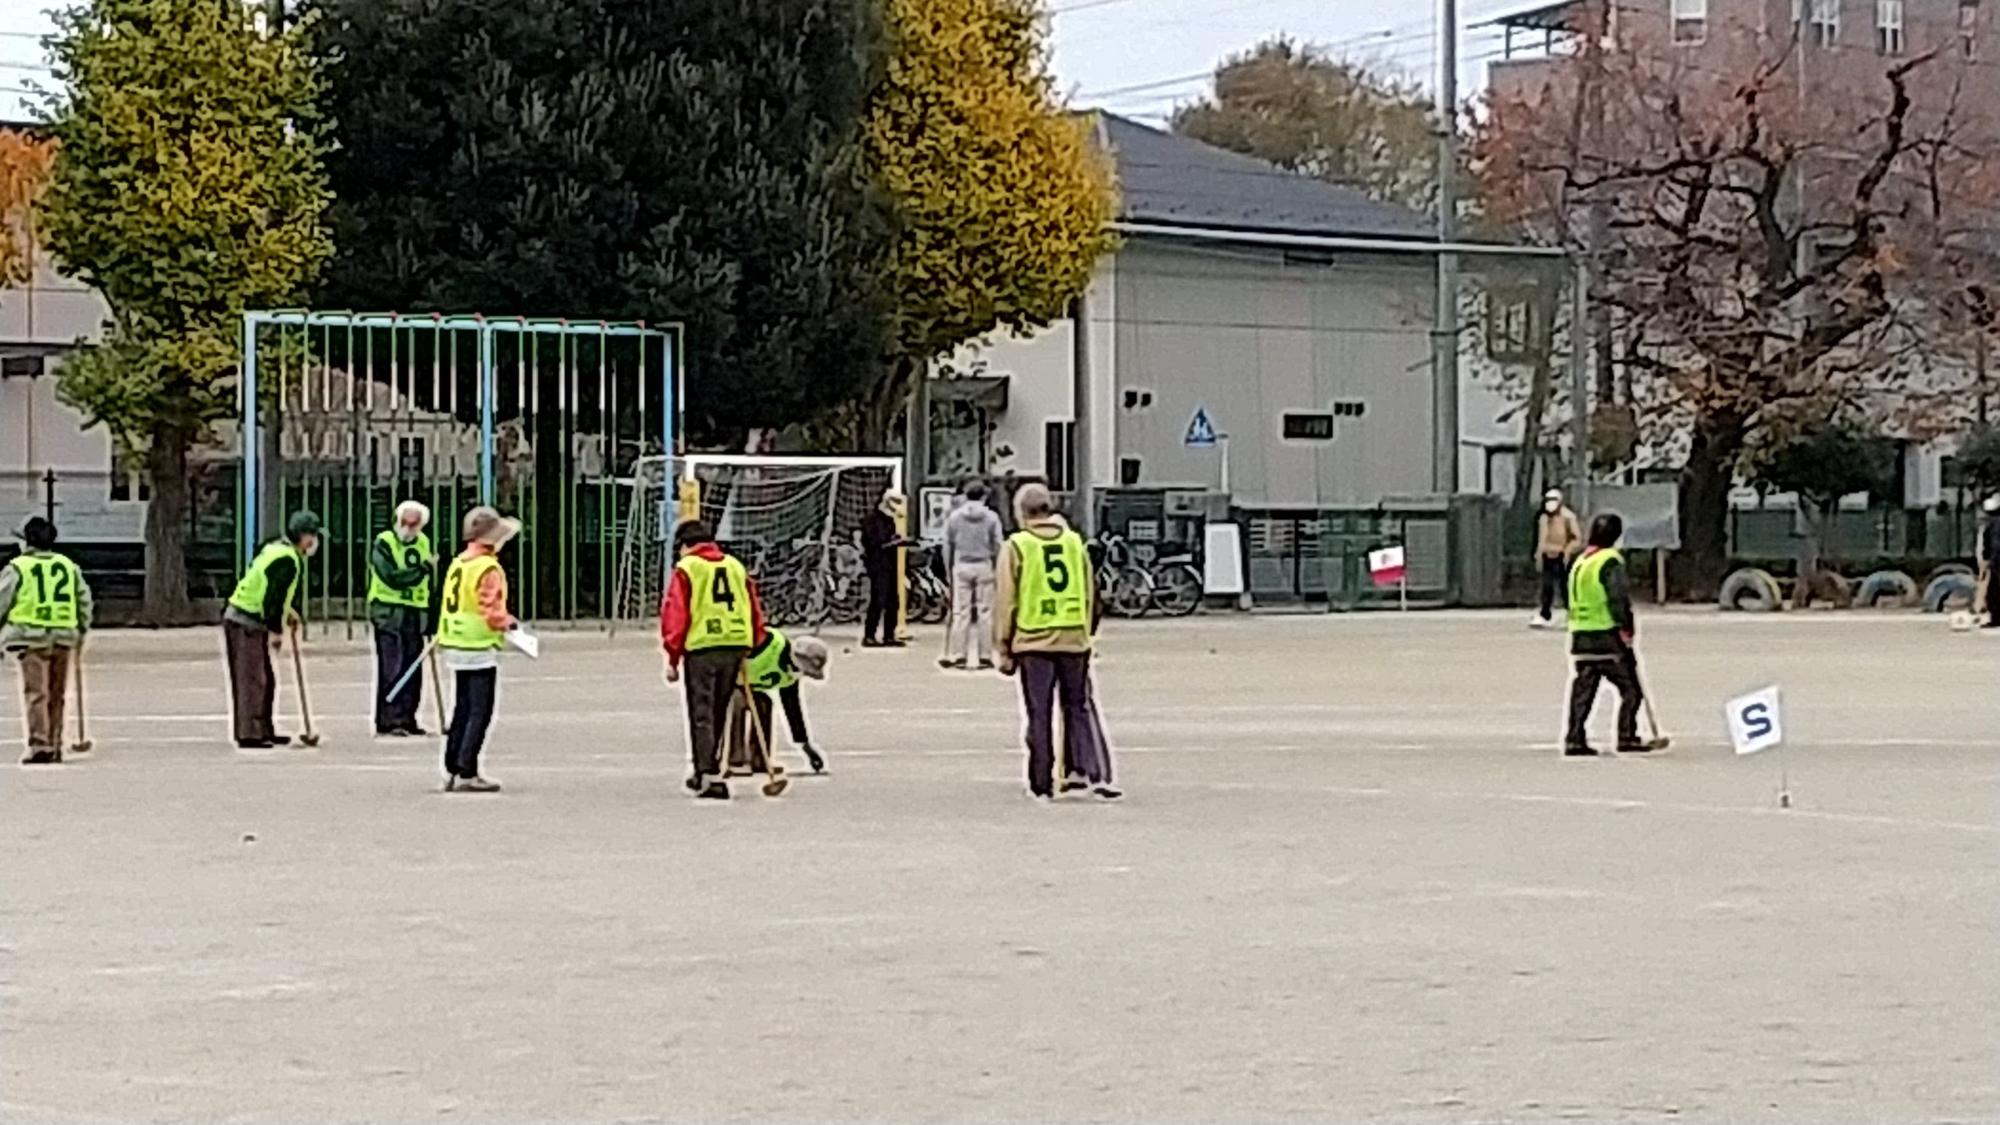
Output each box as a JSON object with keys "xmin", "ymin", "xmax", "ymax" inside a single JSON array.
[
  {"xmin": 725, "ymin": 628, "xmax": 830, "ymax": 776},
  {"xmin": 222, "ymin": 511, "xmax": 320, "ymax": 749},
  {"xmin": 368, "ymin": 501, "xmax": 437, "ymax": 737},
  {"xmin": 438, "ymin": 506, "xmax": 521, "ymax": 793},
  {"xmin": 994, "ymin": 483, "xmax": 1119, "ymax": 802},
  {"xmin": 1564, "ymin": 512, "xmax": 1646, "ymax": 756},
  {"xmin": 660, "ymin": 520, "xmax": 766, "ymax": 800},
  {"xmin": 0, "ymin": 517, "xmax": 93, "ymax": 765}
]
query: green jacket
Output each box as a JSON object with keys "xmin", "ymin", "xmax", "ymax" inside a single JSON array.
[{"xmin": 0, "ymin": 549, "xmax": 93, "ymax": 650}]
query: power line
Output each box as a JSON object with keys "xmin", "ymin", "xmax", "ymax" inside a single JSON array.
[{"xmin": 1050, "ymin": 0, "xmax": 1149, "ymax": 14}]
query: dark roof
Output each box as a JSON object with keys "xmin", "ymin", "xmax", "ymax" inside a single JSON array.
[
  {"xmin": 1480, "ymin": 0, "xmax": 1585, "ymax": 32},
  {"xmin": 1096, "ymin": 113, "xmax": 1433, "ymax": 242}
]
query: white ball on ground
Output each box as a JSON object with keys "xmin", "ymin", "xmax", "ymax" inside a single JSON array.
[{"xmin": 1950, "ymin": 610, "xmax": 1974, "ymax": 632}]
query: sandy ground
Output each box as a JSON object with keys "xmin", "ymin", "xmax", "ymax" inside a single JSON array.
[{"xmin": 1, "ymin": 610, "xmax": 1996, "ymax": 1124}]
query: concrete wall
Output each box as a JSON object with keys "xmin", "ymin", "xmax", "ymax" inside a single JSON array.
[
  {"xmin": 0, "ymin": 259, "xmax": 122, "ymax": 537},
  {"xmin": 1108, "ymin": 242, "xmax": 1435, "ymax": 507}
]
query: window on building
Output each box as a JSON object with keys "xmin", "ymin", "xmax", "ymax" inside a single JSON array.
[
  {"xmin": 1811, "ymin": 0, "xmax": 1840, "ymax": 45},
  {"xmin": 1485, "ymin": 287, "xmax": 1544, "ymax": 363},
  {"xmin": 1043, "ymin": 420, "xmax": 1075, "ymax": 493},
  {"xmin": 1877, "ymin": 0, "xmax": 1905, "ymax": 53},
  {"xmin": 1671, "ymin": 0, "xmax": 1708, "ymax": 43},
  {"xmin": 1961, "ymin": 0, "xmax": 1980, "ymax": 58}
]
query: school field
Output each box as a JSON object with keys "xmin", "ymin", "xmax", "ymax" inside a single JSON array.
[{"xmin": 1, "ymin": 611, "xmax": 1995, "ymax": 1123}]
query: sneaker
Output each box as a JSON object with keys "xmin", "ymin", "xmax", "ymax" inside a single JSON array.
[
  {"xmin": 375, "ymin": 726, "xmax": 404, "ymax": 738},
  {"xmin": 456, "ymin": 776, "xmax": 501, "ymax": 793},
  {"xmin": 1563, "ymin": 745, "xmax": 1600, "ymax": 757},
  {"xmin": 860, "ymin": 638, "xmax": 883, "ymax": 649},
  {"xmin": 269, "ymin": 735, "xmax": 293, "ymax": 747},
  {"xmin": 697, "ymin": 781, "xmax": 731, "ymax": 801},
  {"xmin": 938, "ymin": 658, "xmax": 966, "ymax": 669},
  {"xmin": 19, "ymin": 748, "xmax": 60, "ymax": 766},
  {"xmin": 883, "ymin": 639, "xmax": 908, "ymax": 649},
  {"xmin": 684, "ymin": 774, "xmax": 706, "ymax": 794},
  {"xmin": 398, "ymin": 724, "xmax": 429, "ymax": 737},
  {"xmin": 802, "ymin": 745, "xmax": 826, "ymax": 774},
  {"xmin": 1092, "ymin": 785, "xmax": 1123, "ymax": 802},
  {"xmin": 1060, "ymin": 777, "xmax": 1090, "ymax": 794},
  {"xmin": 1616, "ymin": 743, "xmax": 1653, "ymax": 754},
  {"xmin": 1025, "ymin": 787, "xmax": 1056, "ymax": 802},
  {"xmin": 235, "ymin": 738, "xmax": 275, "ymax": 750},
  {"xmin": 1529, "ymin": 615, "xmax": 1551, "ymax": 629},
  {"xmin": 442, "ymin": 776, "xmax": 457, "ymax": 792},
  {"xmin": 976, "ymin": 659, "xmax": 996, "ymax": 671}
]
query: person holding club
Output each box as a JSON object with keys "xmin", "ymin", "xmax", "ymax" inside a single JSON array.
[
  {"xmin": 436, "ymin": 506, "xmax": 521, "ymax": 793},
  {"xmin": 1563, "ymin": 512, "xmax": 1658, "ymax": 756},
  {"xmin": 0, "ymin": 517, "xmax": 93, "ymax": 765},
  {"xmin": 726, "ymin": 627, "xmax": 830, "ymax": 776},
  {"xmin": 223, "ymin": 511, "xmax": 320, "ymax": 750},
  {"xmin": 661, "ymin": 519, "xmax": 772, "ymax": 800},
  {"xmin": 367, "ymin": 500, "xmax": 437, "ymax": 737}
]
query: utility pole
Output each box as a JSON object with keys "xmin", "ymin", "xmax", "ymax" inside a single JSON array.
[{"xmin": 1431, "ymin": 0, "xmax": 1460, "ymax": 495}]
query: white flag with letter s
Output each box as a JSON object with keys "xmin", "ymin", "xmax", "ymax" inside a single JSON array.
[{"xmin": 1725, "ymin": 686, "xmax": 1782, "ymax": 756}]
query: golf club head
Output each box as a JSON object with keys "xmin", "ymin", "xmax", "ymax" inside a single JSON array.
[
  {"xmin": 761, "ymin": 777, "xmax": 789, "ymax": 798},
  {"xmin": 300, "ymin": 733, "xmax": 322, "ymax": 748},
  {"xmin": 1647, "ymin": 736, "xmax": 1671, "ymax": 750},
  {"xmin": 69, "ymin": 740, "xmax": 93, "ymax": 754}
]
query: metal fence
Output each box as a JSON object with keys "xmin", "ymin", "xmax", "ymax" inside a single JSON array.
[{"xmin": 240, "ymin": 310, "xmax": 682, "ymax": 630}]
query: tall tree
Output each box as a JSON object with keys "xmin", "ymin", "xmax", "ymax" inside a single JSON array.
[
  {"xmin": 1472, "ymin": 34, "xmax": 1993, "ymax": 594},
  {"xmin": 863, "ymin": 0, "xmax": 1116, "ymax": 429},
  {"xmin": 42, "ymin": 0, "xmax": 331, "ymax": 622},
  {"xmin": 313, "ymin": 0, "xmax": 893, "ymax": 443},
  {"xmin": 1171, "ymin": 38, "xmax": 1438, "ymax": 213},
  {"xmin": 0, "ymin": 130, "xmax": 54, "ymax": 286}
]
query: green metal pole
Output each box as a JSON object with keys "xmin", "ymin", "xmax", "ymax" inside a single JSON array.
[
  {"xmin": 599, "ymin": 323, "xmax": 611, "ymax": 623},
  {"xmin": 526, "ymin": 329, "xmax": 538, "ymax": 624}
]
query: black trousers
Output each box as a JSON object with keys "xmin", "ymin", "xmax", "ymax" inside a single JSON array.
[
  {"xmin": 1566, "ymin": 653, "xmax": 1643, "ymax": 750},
  {"xmin": 1017, "ymin": 652, "xmax": 1106, "ymax": 796},
  {"xmin": 222, "ymin": 619, "xmax": 277, "ymax": 743},
  {"xmin": 864, "ymin": 567, "xmax": 896, "ymax": 642},
  {"xmin": 683, "ymin": 647, "xmax": 746, "ymax": 781},
  {"xmin": 372, "ymin": 618, "xmax": 425, "ymax": 731},
  {"xmin": 443, "ymin": 668, "xmax": 497, "ymax": 779},
  {"xmin": 1537, "ymin": 555, "xmax": 1569, "ymax": 618}
]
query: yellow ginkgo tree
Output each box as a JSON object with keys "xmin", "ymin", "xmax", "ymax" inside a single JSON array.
[
  {"xmin": 41, "ymin": 0, "xmax": 331, "ymax": 622},
  {"xmin": 0, "ymin": 130, "xmax": 54, "ymax": 286},
  {"xmin": 865, "ymin": 0, "xmax": 1117, "ymax": 428}
]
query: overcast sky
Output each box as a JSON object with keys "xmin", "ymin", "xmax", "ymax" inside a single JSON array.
[{"xmin": 1, "ymin": 0, "xmax": 1533, "ymax": 126}]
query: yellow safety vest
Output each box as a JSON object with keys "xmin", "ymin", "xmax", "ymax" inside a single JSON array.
[
  {"xmin": 6, "ymin": 552, "xmax": 81, "ymax": 629},
  {"xmin": 1010, "ymin": 529, "xmax": 1090, "ymax": 631},
  {"xmin": 367, "ymin": 529, "xmax": 432, "ymax": 609},
  {"xmin": 1567, "ymin": 548, "xmax": 1622, "ymax": 633},
  {"xmin": 677, "ymin": 553, "xmax": 754, "ymax": 650},
  {"xmin": 746, "ymin": 629, "xmax": 795, "ymax": 692},
  {"xmin": 437, "ymin": 555, "xmax": 505, "ymax": 650},
  {"xmin": 228, "ymin": 541, "xmax": 303, "ymax": 620}
]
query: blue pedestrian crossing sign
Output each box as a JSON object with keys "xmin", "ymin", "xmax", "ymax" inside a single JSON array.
[{"xmin": 1184, "ymin": 407, "xmax": 1218, "ymax": 448}]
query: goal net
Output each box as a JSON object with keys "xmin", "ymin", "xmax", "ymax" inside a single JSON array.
[{"xmin": 612, "ymin": 454, "xmax": 903, "ymax": 630}]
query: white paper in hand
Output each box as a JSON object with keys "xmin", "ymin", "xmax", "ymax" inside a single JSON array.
[
  {"xmin": 1725, "ymin": 685, "xmax": 1782, "ymax": 755},
  {"xmin": 505, "ymin": 629, "xmax": 541, "ymax": 660}
]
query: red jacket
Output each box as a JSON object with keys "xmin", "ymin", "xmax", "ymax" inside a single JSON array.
[{"xmin": 660, "ymin": 542, "xmax": 767, "ymax": 667}]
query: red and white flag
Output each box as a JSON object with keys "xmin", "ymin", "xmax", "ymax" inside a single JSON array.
[{"xmin": 1367, "ymin": 545, "xmax": 1406, "ymax": 587}]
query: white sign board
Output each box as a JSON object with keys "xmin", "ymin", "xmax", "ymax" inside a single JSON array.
[
  {"xmin": 1725, "ymin": 686, "xmax": 1783, "ymax": 755},
  {"xmin": 1202, "ymin": 522, "xmax": 1244, "ymax": 596}
]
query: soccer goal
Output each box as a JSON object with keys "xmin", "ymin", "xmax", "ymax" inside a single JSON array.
[{"xmin": 612, "ymin": 454, "xmax": 904, "ymax": 630}]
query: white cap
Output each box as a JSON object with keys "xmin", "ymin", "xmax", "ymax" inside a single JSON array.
[
  {"xmin": 1984, "ymin": 495, "xmax": 1999, "ymax": 513},
  {"xmin": 1544, "ymin": 488, "xmax": 1563, "ymax": 502}
]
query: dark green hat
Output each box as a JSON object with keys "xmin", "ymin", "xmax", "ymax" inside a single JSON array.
[{"xmin": 285, "ymin": 511, "xmax": 323, "ymax": 543}]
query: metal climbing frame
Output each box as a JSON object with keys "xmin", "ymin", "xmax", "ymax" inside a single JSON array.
[{"xmin": 238, "ymin": 310, "xmax": 682, "ymax": 632}]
